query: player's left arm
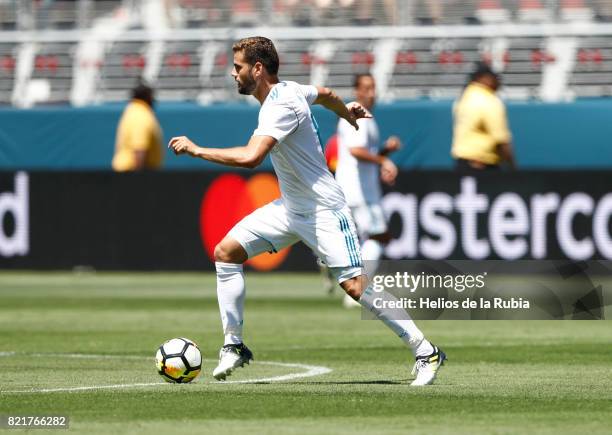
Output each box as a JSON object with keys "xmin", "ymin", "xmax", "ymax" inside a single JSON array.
[
  {"xmin": 379, "ymin": 136, "xmax": 402, "ymax": 156},
  {"xmin": 486, "ymin": 99, "xmax": 516, "ymax": 169},
  {"xmin": 313, "ymin": 86, "xmax": 371, "ymax": 130},
  {"xmin": 498, "ymin": 141, "xmax": 516, "ymax": 170},
  {"xmin": 168, "ymin": 135, "xmax": 276, "ymax": 169}
]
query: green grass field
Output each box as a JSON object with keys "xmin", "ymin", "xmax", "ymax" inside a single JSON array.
[{"xmin": 0, "ymin": 272, "xmax": 611, "ymax": 434}]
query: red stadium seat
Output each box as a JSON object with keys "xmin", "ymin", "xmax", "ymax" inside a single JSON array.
[
  {"xmin": 35, "ymin": 55, "xmax": 59, "ymax": 73},
  {"xmin": 0, "ymin": 56, "xmax": 15, "ymax": 72},
  {"xmin": 122, "ymin": 54, "xmax": 146, "ymax": 70},
  {"xmin": 476, "ymin": 0, "xmax": 510, "ymax": 23},
  {"xmin": 302, "ymin": 53, "xmax": 326, "ymax": 66},
  {"xmin": 395, "ymin": 51, "xmax": 417, "ymax": 65},
  {"xmin": 577, "ymin": 49, "xmax": 603, "ymax": 64},
  {"xmin": 215, "ymin": 53, "xmax": 228, "ymax": 67},
  {"xmin": 561, "ymin": 0, "xmax": 593, "ymax": 21},
  {"xmin": 351, "ymin": 52, "xmax": 374, "ymax": 66},
  {"xmin": 518, "ymin": 0, "xmax": 552, "ymax": 22},
  {"xmin": 531, "ymin": 49, "xmax": 555, "ymax": 66},
  {"xmin": 166, "ymin": 53, "xmax": 192, "ymax": 70},
  {"xmin": 438, "ymin": 51, "xmax": 463, "ymax": 65}
]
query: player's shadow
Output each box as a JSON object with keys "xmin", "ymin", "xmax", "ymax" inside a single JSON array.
[
  {"xmin": 247, "ymin": 380, "xmax": 406, "ymax": 385},
  {"xmin": 310, "ymin": 380, "xmax": 406, "ymax": 385}
]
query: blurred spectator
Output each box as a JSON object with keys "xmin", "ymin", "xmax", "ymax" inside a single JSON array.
[
  {"xmin": 353, "ymin": 0, "xmax": 374, "ymax": 25},
  {"xmin": 399, "ymin": 0, "xmax": 444, "ymax": 25},
  {"xmin": 231, "ymin": 0, "xmax": 257, "ymax": 26},
  {"xmin": 594, "ymin": 0, "xmax": 612, "ymax": 21},
  {"xmin": 112, "ymin": 82, "xmax": 164, "ymax": 172},
  {"xmin": 451, "ymin": 62, "xmax": 516, "ymax": 172},
  {"xmin": 35, "ymin": 0, "xmax": 55, "ymax": 29}
]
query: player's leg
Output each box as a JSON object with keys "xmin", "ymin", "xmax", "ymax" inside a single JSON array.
[
  {"xmin": 340, "ymin": 274, "xmax": 428, "ymax": 350},
  {"xmin": 308, "ymin": 207, "xmax": 445, "ymax": 385},
  {"xmin": 213, "ymin": 199, "xmax": 298, "ymax": 380},
  {"xmin": 352, "ymin": 203, "xmax": 388, "ymax": 276},
  {"xmin": 342, "ymin": 205, "xmax": 375, "ymax": 307},
  {"xmin": 212, "ymin": 235, "xmax": 254, "ymax": 380},
  {"xmin": 214, "ymin": 236, "xmax": 247, "ymax": 346},
  {"xmin": 318, "ymin": 257, "xmax": 336, "ymax": 295},
  {"xmin": 341, "ymin": 275, "xmax": 446, "ymax": 385}
]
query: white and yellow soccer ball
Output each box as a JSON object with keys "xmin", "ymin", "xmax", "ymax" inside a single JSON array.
[{"xmin": 155, "ymin": 338, "xmax": 202, "ymax": 383}]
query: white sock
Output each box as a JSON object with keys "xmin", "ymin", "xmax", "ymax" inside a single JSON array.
[
  {"xmin": 215, "ymin": 262, "xmax": 245, "ymax": 346},
  {"xmin": 359, "ymin": 286, "xmax": 433, "ymax": 357},
  {"xmin": 361, "ymin": 239, "xmax": 383, "ymax": 277}
]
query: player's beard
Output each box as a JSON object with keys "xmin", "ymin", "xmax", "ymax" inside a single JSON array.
[{"xmin": 237, "ymin": 69, "xmax": 256, "ymax": 95}]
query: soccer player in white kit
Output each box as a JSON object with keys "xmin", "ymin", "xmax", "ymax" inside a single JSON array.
[
  {"xmin": 169, "ymin": 37, "xmax": 445, "ymax": 386},
  {"xmin": 335, "ymin": 73, "xmax": 400, "ymax": 307}
]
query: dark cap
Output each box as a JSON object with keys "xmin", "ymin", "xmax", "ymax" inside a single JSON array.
[
  {"xmin": 131, "ymin": 79, "xmax": 154, "ymax": 104},
  {"xmin": 470, "ymin": 61, "xmax": 499, "ymax": 82}
]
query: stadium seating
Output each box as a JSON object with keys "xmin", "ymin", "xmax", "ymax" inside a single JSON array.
[
  {"xmin": 0, "ymin": 43, "xmax": 15, "ymax": 104},
  {"xmin": 4, "ymin": 0, "xmax": 612, "ymax": 105},
  {"xmin": 99, "ymin": 41, "xmax": 149, "ymax": 102},
  {"xmin": 30, "ymin": 42, "xmax": 75, "ymax": 104}
]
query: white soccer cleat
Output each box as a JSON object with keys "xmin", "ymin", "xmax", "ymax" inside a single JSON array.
[
  {"xmin": 410, "ymin": 345, "xmax": 447, "ymax": 386},
  {"xmin": 212, "ymin": 343, "xmax": 254, "ymax": 381}
]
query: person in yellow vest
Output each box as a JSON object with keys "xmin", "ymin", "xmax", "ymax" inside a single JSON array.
[
  {"xmin": 112, "ymin": 83, "xmax": 163, "ymax": 171},
  {"xmin": 451, "ymin": 62, "xmax": 516, "ymax": 171}
]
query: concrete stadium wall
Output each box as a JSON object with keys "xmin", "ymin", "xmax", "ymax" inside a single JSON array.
[{"xmin": 1, "ymin": 99, "xmax": 612, "ymax": 170}]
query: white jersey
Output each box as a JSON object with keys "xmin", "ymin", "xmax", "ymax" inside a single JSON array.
[
  {"xmin": 335, "ymin": 116, "xmax": 382, "ymax": 206},
  {"xmin": 253, "ymin": 81, "xmax": 346, "ymax": 214}
]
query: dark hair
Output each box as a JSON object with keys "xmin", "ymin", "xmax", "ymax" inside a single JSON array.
[
  {"xmin": 353, "ymin": 73, "xmax": 374, "ymax": 89},
  {"xmin": 232, "ymin": 36, "xmax": 279, "ymax": 75},
  {"xmin": 470, "ymin": 61, "xmax": 499, "ymax": 82},
  {"xmin": 131, "ymin": 81, "xmax": 154, "ymax": 103}
]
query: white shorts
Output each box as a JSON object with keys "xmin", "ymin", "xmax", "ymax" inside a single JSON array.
[
  {"xmin": 350, "ymin": 203, "xmax": 388, "ymax": 240},
  {"xmin": 228, "ymin": 199, "xmax": 362, "ymax": 283}
]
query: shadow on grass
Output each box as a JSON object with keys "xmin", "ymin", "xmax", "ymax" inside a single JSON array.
[{"xmin": 245, "ymin": 380, "xmax": 408, "ymax": 385}]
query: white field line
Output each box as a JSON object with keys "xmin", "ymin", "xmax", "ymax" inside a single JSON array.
[
  {"xmin": 224, "ymin": 361, "xmax": 331, "ymax": 384},
  {"xmin": 0, "ymin": 352, "xmax": 332, "ymax": 394},
  {"xmin": 3, "ymin": 382, "xmax": 168, "ymax": 394}
]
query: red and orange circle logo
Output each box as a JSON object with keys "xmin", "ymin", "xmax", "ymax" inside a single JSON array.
[{"xmin": 199, "ymin": 173, "xmax": 291, "ymax": 271}]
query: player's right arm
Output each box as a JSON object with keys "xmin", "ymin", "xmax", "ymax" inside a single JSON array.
[
  {"xmin": 338, "ymin": 120, "xmax": 399, "ymax": 185},
  {"xmin": 485, "ymin": 98, "xmax": 516, "ymax": 169},
  {"xmin": 349, "ymin": 146, "xmax": 398, "ymax": 186},
  {"xmin": 313, "ymin": 87, "xmax": 371, "ymax": 130},
  {"xmin": 168, "ymin": 135, "xmax": 276, "ymax": 169}
]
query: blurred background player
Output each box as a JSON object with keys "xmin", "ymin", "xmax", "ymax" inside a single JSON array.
[
  {"xmin": 335, "ymin": 73, "xmax": 402, "ymax": 307},
  {"xmin": 112, "ymin": 81, "xmax": 164, "ymax": 172},
  {"xmin": 451, "ymin": 62, "xmax": 516, "ymax": 173}
]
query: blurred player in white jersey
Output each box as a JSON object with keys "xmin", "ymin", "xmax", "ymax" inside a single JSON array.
[
  {"xmin": 336, "ymin": 73, "xmax": 401, "ymax": 307},
  {"xmin": 169, "ymin": 37, "xmax": 445, "ymax": 386}
]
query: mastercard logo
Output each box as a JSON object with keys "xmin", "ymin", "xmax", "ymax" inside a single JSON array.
[{"xmin": 199, "ymin": 173, "xmax": 291, "ymax": 271}]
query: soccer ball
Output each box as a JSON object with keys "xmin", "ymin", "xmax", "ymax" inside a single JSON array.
[{"xmin": 155, "ymin": 338, "xmax": 202, "ymax": 383}]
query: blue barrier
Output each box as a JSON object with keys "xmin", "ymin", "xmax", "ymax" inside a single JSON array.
[{"xmin": 1, "ymin": 99, "xmax": 612, "ymax": 170}]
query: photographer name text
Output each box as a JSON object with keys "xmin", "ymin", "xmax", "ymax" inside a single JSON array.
[{"xmin": 373, "ymin": 297, "xmax": 530, "ymax": 310}]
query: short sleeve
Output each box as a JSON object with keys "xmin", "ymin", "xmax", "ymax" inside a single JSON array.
[
  {"xmin": 337, "ymin": 118, "xmax": 368, "ymax": 149},
  {"xmin": 299, "ymin": 84, "xmax": 318, "ymax": 105},
  {"xmin": 253, "ymin": 102, "xmax": 299, "ymax": 143},
  {"xmin": 483, "ymin": 99, "xmax": 512, "ymax": 144},
  {"xmin": 129, "ymin": 110, "xmax": 154, "ymax": 151}
]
